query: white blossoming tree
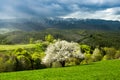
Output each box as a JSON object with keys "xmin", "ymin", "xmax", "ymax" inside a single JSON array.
[{"xmin": 42, "ymin": 40, "xmax": 84, "ymax": 67}]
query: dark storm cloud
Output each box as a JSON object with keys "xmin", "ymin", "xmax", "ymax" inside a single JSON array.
[{"xmin": 0, "ymin": 0, "xmax": 120, "ymax": 20}]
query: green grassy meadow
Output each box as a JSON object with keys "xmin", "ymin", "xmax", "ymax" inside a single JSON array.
[
  {"xmin": 0, "ymin": 44, "xmax": 36, "ymax": 51},
  {"xmin": 0, "ymin": 60, "xmax": 120, "ymax": 80}
]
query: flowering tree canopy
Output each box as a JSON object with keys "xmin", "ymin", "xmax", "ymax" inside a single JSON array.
[{"xmin": 42, "ymin": 40, "xmax": 84, "ymax": 66}]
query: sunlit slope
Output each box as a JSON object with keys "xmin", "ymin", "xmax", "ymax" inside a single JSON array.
[{"xmin": 0, "ymin": 60, "xmax": 120, "ymax": 80}]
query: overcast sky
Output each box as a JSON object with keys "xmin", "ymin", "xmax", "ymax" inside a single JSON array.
[{"xmin": 0, "ymin": 0, "xmax": 120, "ymax": 20}]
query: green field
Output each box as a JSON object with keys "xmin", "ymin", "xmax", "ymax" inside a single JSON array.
[
  {"xmin": 0, "ymin": 44, "xmax": 36, "ymax": 51},
  {"xmin": 0, "ymin": 60, "xmax": 120, "ymax": 80}
]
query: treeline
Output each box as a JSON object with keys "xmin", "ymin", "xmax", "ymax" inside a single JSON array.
[
  {"xmin": 0, "ymin": 42, "xmax": 48, "ymax": 72},
  {"xmin": 0, "ymin": 35, "xmax": 120, "ymax": 72},
  {"xmin": 0, "ymin": 29, "xmax": 120, "ymax": 49}
]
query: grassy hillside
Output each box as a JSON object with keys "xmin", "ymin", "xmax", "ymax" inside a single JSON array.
[
  {"xmin": 0, "ymin": 60, "xmax": 120, "ymax": 80},
  {"xmin": 0, "ymin": 44, "xmax": 36, "ymax": 51}
]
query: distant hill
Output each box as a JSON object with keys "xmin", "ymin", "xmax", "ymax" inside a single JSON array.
[
  {"xmin": 0, "ymin": 29, "xmax": 120, "ymax": 49},
  {"xmin": 0, "ymin": 17, "xmax": 120, "ymax": 33}
]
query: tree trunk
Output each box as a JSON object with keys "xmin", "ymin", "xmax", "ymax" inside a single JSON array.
[{"xmin": 60, "ymin": 61, "xmax": 65, "ymax": 67}]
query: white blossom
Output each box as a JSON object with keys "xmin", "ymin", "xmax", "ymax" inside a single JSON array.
[{"xmin": 42, "ymin": 40, "xmax": 84, "ymax": 64}]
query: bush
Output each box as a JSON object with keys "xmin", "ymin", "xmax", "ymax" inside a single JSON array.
[
  {"xmin": 0, "ymin": 54, "xmax": 17, "ymax": 72},
  {"xmin": 103, "ymin": 47, "xmax": 116, "ymax": 60},
  {"xmin": 114, "ymin": 50, "xmax": 120, "ymax": 59},
  {"xmin": 45, "ymin": 34, "xmax": 54, "ymax": 43},
  {"xmin": 80, "ymin": 60, "xmax": 88, "ymax": 64},
  {"xmin": 0, "ymin": 58, "xmax": 5, "ymax": 72},
  {"xmin": 16, "ymin": 55, "xmax": 32, "ymax": 70},
  {"xmin": 83, "ymin": 53, "xmax": 92, "ymax": 64},
  {"xmin": 14, "ymin": 48, "xmax": 31, "ymax": 58},
  {"xmin": 81, "ymin": 45, "xmax": 92, "ymax": 54},
  {"xmin": 4, "ymin": 58, "xmax": 16, "ymax": 72},
  {"xmin": 35, "ymin": 42, "xmax": 48, "ymax": 52},
  {"xmin": 52, "ymin": 61, "xmax": 62, "ymax": 68},
  {"xmin": 102, "ymin": 55, "xmax": 111, "ymax": 60},
  {"xmin": 91, "ymin": 48, "xmax": 103, "ymax": 62},
  {"xmin": 65, "ymin": 57, "xmax": 82, "ymax": 66},
  {"xmin": 32, "ymin": 53, "xmax": 42, "ymax": 69},
  {"xmin": 14, "ymin": 48, "xmax": 23, "ymax": 53}
]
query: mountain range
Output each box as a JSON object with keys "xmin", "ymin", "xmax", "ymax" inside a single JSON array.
[{"xmin": 0, "ymin": 17, "xmax": 120, "ymax": 34}]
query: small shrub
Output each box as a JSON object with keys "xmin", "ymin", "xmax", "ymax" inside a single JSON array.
[
  {"xmin": 103, "ymin": 47, "xmax": 116, "ymax": 60},
  {"xmin": 45, "ymin": 34, "xmax": 54, "ymax": 43},
  {"xmin": 91, "ymin": 48, "xmax": 103, "ymax": 62},
  {"xmin": 81, "ymin": 45, "xmax": 92, "ymax": 54},
  {"xmin": 83, "ymin": 53, "xmax": 92, "ymax": 64},
  {"xmin": 80, "ymin": 60, "xmax": 88, "ymax": 64},
  {"xmin": 0, "ymin": 58, "xmax": 5, "ymax": 72},
  {"xmin": 16, "ymin": 55, "xmax": 32, "ymax": 70},
  {"xmin": 4, "ymin": 59, "xmax": 16, "ymax": 72},
  {"xmin": 114, "ymin": 50, "xmax": 120, "ymax": 59},
  {"xmin": 35, "ymin": 42, "xmax": 48, "ymax": 52},
  {"xmin": 14, "ymin": 48, "xmax": 23, "ymax": 53},
  {"xmin": 32, "ymin": 53, "xmax": 42, "ymax": 69},
  {"xmin": 0, "ymin": 54, "xmax": 17, "ymax": 72},
  {"xmin": 65, "ymin": 57, "xmax": 81, "ymax": 66},
  {"xmin": 52, "ymin": 61, "xmax": 62, "ymax": 68},
  {"xmin": 102, "ymin": 55, "xmax": 111, "ymax": 60},
  {"xmin": 14, "ymin": 48, "xmax": 31, "ymax": 58}
]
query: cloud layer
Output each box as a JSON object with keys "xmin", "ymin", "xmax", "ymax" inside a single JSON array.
[
  {"xmin": 0, "ymin": 0, "xmax": 120, "ymax": 20},
  {"xmin": 61, "ymin": 7, "xmax": 120, "ymax": 21}
]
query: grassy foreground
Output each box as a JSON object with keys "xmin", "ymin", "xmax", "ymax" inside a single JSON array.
[{"xmin": 0, "ymin": 60, "xmax": 120, "ymax": 80}]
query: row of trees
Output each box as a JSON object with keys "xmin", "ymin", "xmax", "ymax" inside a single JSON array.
[
  {"xmin": 0, "ymin": 34, "xmax": 120, "ymax": 72},
  {"xmin": 0, "ymin": 48, "xmax": 44, "ymax": 72}
]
